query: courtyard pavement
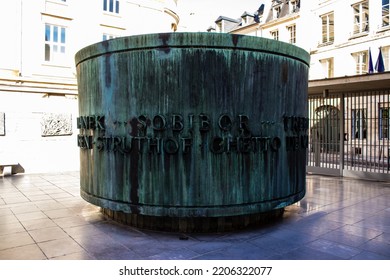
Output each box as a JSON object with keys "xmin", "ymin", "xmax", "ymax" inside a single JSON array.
[{"xmin": 0, "ymin": 171, "xmax": 389, "ymax": 260}]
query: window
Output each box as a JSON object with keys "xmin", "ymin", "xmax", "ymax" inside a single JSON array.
[
  {"xmin": 379, "ymin": 105, "xmax": 390, "ymax": 139},
  {"xmin": 383, "ymin": 0, "xmax": 390, "ymax": 27},
  {"xmin": 290, "ymin": 0, "xmax": 299, "ymax": 13},
  {"xmin": 383, "ymin": 46, "xmax": 390, "ymax": 71},
  {"xmin": 273, "ymin": 5, "xmax": 281, "ymax": 19},
  {"xmin": 321, "ymin": 12, "xmax": 334, "ymax": 44},
  {"xmin": 287, "ymin": 25, "xmax": 296, "ymax": 44},
  {"xmin": 352, "ymin": 51, "xmax": 368, "ymax": 74},
  {"xmin": 103, "ymin": 34, "xmax": 116, "ymax": 41},
  {"xmin": 352, "ymin": 109, "xmax": 367, "ymax": 140},
  {"xmin": 352, "ymin": 1, "xmax": 369, "ymax": 34},
  {"xmin": 320, "ymin": 58, "xmax": 334, "ymax": 78},
  {"xmin": 270, "ymin": 30, "xmax": 279, "ymax": 40},
  {"xmin": 103, "ymin": 0, "xmax": 119, "ymax": 14},
  {"xmin": 44, "ymin": 24, "xmax": 66, "ymax": 63}
]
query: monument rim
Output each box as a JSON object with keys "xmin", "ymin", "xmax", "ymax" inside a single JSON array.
[{"xmin": 75, "ymin": 32, "xmax": 310, "ymax": 67}]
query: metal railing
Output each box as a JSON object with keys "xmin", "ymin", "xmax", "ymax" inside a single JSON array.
[{"xmin": 307, "ymin": 88, "xmax": 390, "ymax": 181}]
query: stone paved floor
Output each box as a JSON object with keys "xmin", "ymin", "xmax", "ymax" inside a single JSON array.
[{"xmin": 0, "ymin": 172, "xmax": 389, "ymax": 260}]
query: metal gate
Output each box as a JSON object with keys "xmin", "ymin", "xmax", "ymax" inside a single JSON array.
[{"xmin": 307, "ymin": 89, "xmax": 390, "ymax": 181}]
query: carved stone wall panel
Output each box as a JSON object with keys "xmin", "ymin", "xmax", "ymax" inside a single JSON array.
[{"xmin": 41, "ymin": 113, "xmax": 72, "ymax": 136}]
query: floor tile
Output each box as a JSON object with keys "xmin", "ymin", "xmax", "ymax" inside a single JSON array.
[
  {"xmin": 34, "ymin": 201, "xmax": 67, "ymax": 211},
  {"xmin": 10, "ymin": 204, "xmax": 40, "ymax": 214},
  {"xmin": 15, "ymin": 211, "xmax": 48, "ymax": 222},
  {"xmin": 351, "ymin": 250, "xmax": 389, "ymax": 260},
  {"xmin": 38, "ymin": 237, "xmax": 84, "ymax": 259},
  {"xmin": 0, "ymin": 232, "xmax": 35, "ymax": 251},
  {"xmin": 20, "ymin": 218, "xmax": 57, "ymax": 231},
  {"xmin": 28, "ymin": 194, "xmax": 53, "ymax": 202},
  {"xmin": 3, "ymin": 196, "xmax": 30, "ymax": 204},
  {"xmin": 53, "ymin": 216, "xmax": 90, "ymax": 228},
  {"xmin": 0, "ymin": 244, "xmax": 47, "ymax": 260},
  {"xmin": 50, "ymin": 251, "xmax": 95, "ymax": 260},
  {"xmin": 44, "ymin": 208, "xmax": 75, "ymax": 219},
  {"xmin": 320, "ymin": 229, "xmax": 370, "ymax": 247},
  {"xmin": 0, "ymin": 222, "xmax": 25, "ymax": 236},
  {"xmin": 62, "ymin": 224, "xmax": 103, "ymax": 239},
  {"xmin": 73, "ymin": 233, "xmax": 126, "ymax": 256},
  {"xmin": 271, "ymin": 246, "xmax": 344, "ymax": 260},
  {"xmin": 0, "ymin": 208, "xmax": 13, "ymax": 217},
  {"xmin": 0, "ymin": 214, "xmax": 19, "ymax": 225},
  {"xmin": 306, "ymin": 239, "xmax": 361, "ymax": 259},
  {"xmin": 29, "ymin": 227, "xmax": 69, "ymax": 243},
  {"xmin": 358, "ymin": 239, "xmax": 390, "ymax": 258},
  {"xmin": 149, "ymin": 248, "xmax": 199, "ymax": 260}
]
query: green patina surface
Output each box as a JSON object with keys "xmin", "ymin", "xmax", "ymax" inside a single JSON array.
[{"xmin": 75, "ymin": 32, "xmax": 310, "ymax": 220}]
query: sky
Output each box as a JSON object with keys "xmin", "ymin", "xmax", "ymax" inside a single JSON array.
[{"xmin": 176, "ymin": 0, "xmax": 266, "ymax": 32}]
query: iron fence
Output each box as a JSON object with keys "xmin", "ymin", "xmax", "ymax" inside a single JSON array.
[{"xmin": 307, "ymin": 89, "xmax": 390, "ymax": 180}]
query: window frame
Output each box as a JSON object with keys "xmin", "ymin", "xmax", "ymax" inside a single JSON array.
[
  {"xmin": 383, "ymin": 0, "xmax": 390, "ymax": 27},
  {"xmin": 270, "ymin": 29, "xmax": 279, "ymax": 41},
  {"xmin": 287, "ymin": 24, "xmax": 296, "ymax": 44},
  {"xmin": 290, "ymin": 0, "xmax": 298, "ymax": 14},
  {"xmin": 103, "ymin": 0, "xmax": 120, "ymax": 14},
  {"xmin": 320, "ymin": 57, "xmax": 334, "ymax": 78},
  {"xmin": 352, "ymin": 50, "xmax": 369, "ymax": 75},
  {"xmin": 321, "ymin": 12, "xmax": 334, "ymax": 45},
  {"xmin": 352, "ymin": 1, "xmax": 369, "ymax": 35},
  {"xmin": 44, "ymin": 23, "xmax": 67, "ymax": 64},
  {"xmin": 382, "ymin": 46, "xmax": 390, "ymax": 71},
  {"xmin": 103, "ymin": 33, "xmax": 116, "ymax": 41},
  {"xmin": 273, "ymin": 5, "xmax": 282, "ymax": 19}
]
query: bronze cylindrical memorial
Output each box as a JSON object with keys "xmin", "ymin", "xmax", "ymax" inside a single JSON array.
[{"xmin": 75, "ymin": 33, "xmax": 310, "ymax": 232}]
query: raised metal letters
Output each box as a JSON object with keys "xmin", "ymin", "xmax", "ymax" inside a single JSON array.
[{"xmin": 77, "ymin": 113, "xmax": 309, "ymax": 154}]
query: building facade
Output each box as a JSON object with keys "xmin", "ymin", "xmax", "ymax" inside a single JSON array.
[
  {"xmin": 0, "ymin": 0, "xmax": 178, "ymax": 173},
  {"xmin": 212, "ymin": 0, "xmax": 390, "ymax": 79},
  {"xmin": 310, "ymin": 0, "xmax": 390, "ymax": 79}
]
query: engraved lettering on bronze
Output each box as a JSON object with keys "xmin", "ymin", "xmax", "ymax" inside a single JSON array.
[
  {"xmin": 210, "ymin": 137, "xmax": 224, "ymax": 154},
  {"xmin": 137, "ymin": 115, "xmax": 148, "ymax": 135},
  {"xmin": 77, "ymin": 115, "xmax": 105, "ymax": 130},
  {"xmin": 163, "ymin": 137, "xmax": 180, "ymax": 154},
  {"xmin": 218, "ymin": 114, "xmax": 233, "ymax": 131},
  {"xmin": 238, "ymin": 114, "xmax": 251, "ymax": 136},
  {"xmin": 147, "ymin": 137, "xmax": 162, "ymax": 154},
  {"xmin": 77, "ymin": 114, "xmax": 308, "ymax": 155},
  {"xmin": 172, "ymin": 114, "xmax": 184, "ymax": 132},
  {"xmin": 199, "ymin": 114, "xmax": 211, "ymax": 132},
  {"xmin": 152, "ymin": 114, "xmax": 166, "ymax": 131},
  {"xmin": 77, "ymin": 135, "xmax": 93, "ymax": 149}
]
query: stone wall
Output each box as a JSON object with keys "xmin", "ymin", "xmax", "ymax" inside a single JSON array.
[{"xmin": 0, "ymin": 91, "xmax": 79, "ymax": 173}]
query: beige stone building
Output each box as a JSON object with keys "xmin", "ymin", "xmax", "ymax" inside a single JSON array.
[
  {"xmin": 0, "ymin": 0, "xmax": 178, "ymax": 173},
  {"xmin": 211, "ymin": 0, "xmax": 390, "ymax": 79}
]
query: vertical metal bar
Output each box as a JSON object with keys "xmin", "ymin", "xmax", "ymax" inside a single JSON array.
[
  {"xmin": 383, "ymin": 90, "xmax": 390, "ymax": 173},
  {"xmin": 340, "ymin": 94, "xmax": 345, "ymax": 176},
  {"xmin": 366, "ymin": 91, "xmax": 369, "ymax": 172}
]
